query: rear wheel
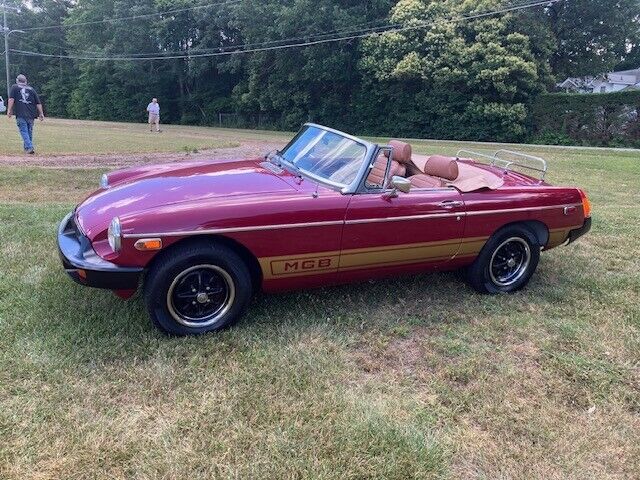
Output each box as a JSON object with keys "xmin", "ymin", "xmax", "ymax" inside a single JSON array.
[
  {"xmin": 144, "ymin": 241, "xmax": 252, "ymax": 335},
  {"xmin": 467, "ymin": 225, "xmax": 541, "ymax": 294}
]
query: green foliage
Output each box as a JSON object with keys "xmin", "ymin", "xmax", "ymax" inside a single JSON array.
[
  {"xmin": 3, "ymin": 0, "xmax": 639, "ymax": 144},
  {"xmin": 224, "ymin": 0, "xmax": 393, "ymax": 131},
  {"xmin": 532, "ymin": 91, "xmax": 640, "ymax": 147},
  {"xmin": 545, "ymin": 0, "xmax": 640, "ymax": 79},
  {"xmin": 357, "ymin": 0, "xmax": 542, "ymax": 141}
]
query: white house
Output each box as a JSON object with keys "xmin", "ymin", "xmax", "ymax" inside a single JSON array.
[{"xmin": 558, "ymin": 68, "xmax": 640, "ymax": 93}]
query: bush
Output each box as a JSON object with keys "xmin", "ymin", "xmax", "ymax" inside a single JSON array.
[
  {"xmin": 529, "ymin": 131, "xmax": 574, "ymax": 146},
  {"xmin": 531, "ymin": 91, "xmax": 640, "ymax": 147}
]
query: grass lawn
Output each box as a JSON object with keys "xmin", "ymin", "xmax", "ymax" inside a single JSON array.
[
  {"xmin": 0, "ymin": 117, "xmax": 249, "ymax": 155},
  {"xmin": 0, "ymin": 120, "xmax": 638, "ymax": 478}
]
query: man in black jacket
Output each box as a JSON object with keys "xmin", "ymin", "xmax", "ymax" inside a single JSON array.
[{"xmin": 7, "ymin": 74, "xmax": 45, "ymax": 154}]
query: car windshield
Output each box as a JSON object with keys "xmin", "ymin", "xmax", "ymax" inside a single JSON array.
[{"xmin": 280, "ymin": 125, "xmax": 367, "ymax": 187}]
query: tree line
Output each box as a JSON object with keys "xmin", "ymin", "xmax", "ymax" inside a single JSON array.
[{"xmin": 4, "ymin": 0, "xmax": 639, "ymax": 142}]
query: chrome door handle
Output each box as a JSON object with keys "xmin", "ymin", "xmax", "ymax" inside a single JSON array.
[{"xmin": 438, "ymin": 200, "xmax": 464, "ymax": 208}]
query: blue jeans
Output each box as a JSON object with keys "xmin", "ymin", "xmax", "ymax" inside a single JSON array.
[{"xmin": 16, "ymin": 117, "xmax": 34, "ymax": 151}]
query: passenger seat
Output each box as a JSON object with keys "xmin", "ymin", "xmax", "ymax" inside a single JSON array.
[{"xmin": 409, "ymin": 155, "xmax": 459, "ymax": 188}]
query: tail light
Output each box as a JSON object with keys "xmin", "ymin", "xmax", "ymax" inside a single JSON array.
[{"xmin": 579, "ymin": 189, "xmax": 591, "ymax": 218}]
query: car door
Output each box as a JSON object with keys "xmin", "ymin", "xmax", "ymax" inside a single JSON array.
[{"xmin": 339, "ymin": 178, "xmax": 466, "ymax": 281}]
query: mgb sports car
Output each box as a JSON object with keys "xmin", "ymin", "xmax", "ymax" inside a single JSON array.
[{"xmin": 58, "ymin": 124, "xmax": 591, "ymax": 335}]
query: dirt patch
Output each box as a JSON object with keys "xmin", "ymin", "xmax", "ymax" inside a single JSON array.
[
  {"xmin": 351, "ymin": 329, "xmax": 437, "ymax": 381},
  {"xmin": 0, "ymin": 140, "xmax": 284, "ymax": 169}
]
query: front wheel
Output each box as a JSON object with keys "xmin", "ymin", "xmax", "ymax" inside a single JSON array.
[
  {"xmin": 466, "ymin": 225, "xmax": 541, "ymax": 294},
  {"xmin": 144, "ymin": 241, "xmax": 252, "ymax": 335}
]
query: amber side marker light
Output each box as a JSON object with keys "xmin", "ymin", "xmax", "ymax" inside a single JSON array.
[
  {"xmin": 579, "ymin": 189, "xmax": 592, "ymax": 218},
  {"xmin": 134, "ymin": 238, "xmax": 163, "ymax": 251}
]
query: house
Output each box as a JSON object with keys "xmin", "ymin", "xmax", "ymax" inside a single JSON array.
[{"xmin": 558, "ymin": 68, "xmax": 640, "ymax": 93}]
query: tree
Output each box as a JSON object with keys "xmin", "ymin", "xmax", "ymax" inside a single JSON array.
[
  {"xmin": 221, "ymin": 0, "xmax": 393, "ymax": 130},
  {"xmin": 546, "ymin": 0, "xmax": 640, "ymax": 78},
  {"xmin": 2, "ymin": 0, "xmax": 76, "ymax": 116},
  {"xmin": 358, "ymin": 0, "xmax": 545, "ymax": 141},
  {"xmin": 62, "ymin": 0, "xmax": 165, "ymax": 121}
]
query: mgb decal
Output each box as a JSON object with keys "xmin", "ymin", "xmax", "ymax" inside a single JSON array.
[{"xmin": 270, "ymin": 255, "xmax": 339, "ymax": 276}]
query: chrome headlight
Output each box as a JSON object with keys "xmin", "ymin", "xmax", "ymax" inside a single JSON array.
[
  {"xmin": 108, "ymin": 217, "xmax": 122, "ymax": 252},
  {"xmin": 100, "ymin": 173, "xmax": 109, "ymax": 189}
]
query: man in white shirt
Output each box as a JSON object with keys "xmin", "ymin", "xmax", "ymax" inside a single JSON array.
[{"xmin": 146, "ymin": 98, "xmax": 161, "ymax": 132}]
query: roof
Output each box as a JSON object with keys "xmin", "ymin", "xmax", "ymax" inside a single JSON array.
[{"xmin": 559, "ymin": 67, "xmax": 640, "ymax": 90}]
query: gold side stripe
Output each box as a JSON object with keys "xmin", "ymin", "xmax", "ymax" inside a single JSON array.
[
  {"xmin": 547, "ymin": 230, "xmax": 570, "ymax": 248},
  {"xmin": 339, "ymin": 236, "xmax": 487, "ymax": 256},
  {"xmin": 546, "ymin": 224, "xmax": 584, "ymax": 248},
  {"xmin": 339, "ymin": 246, "xmax": 458, "ymax": 269},
  {"xmin": 259, "ymin": 236, "xmax": 488, "ymax": 264},
  {"xmin": 549, "ymin": 225, "xmax": 583, "ymax": 232},
  {"xmin": 454, "ymin": 240, "xmax": 491, "ymax": 256},
  {"xmin": 258, "ymin": 219, "xmax": 586, "ymax": 280},
  {"xmin": 260, "ymin": 237, "xmax": 490, "ymax": 280},
  {"xmin": 338, "ymin": 254, "xmax": 466, "ymax": 272},
  {"xmin": 261, "ymin": 250, "xmax": 341, "ymax": 263}
]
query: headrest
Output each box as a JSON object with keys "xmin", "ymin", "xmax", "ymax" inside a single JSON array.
[
  {"xmin": 384, "ymin": 140, "xmax": 412, "ymax": 164},
  {"xmin": 425, "ymin": 155, "xmax": 459, "ymax": 181}
]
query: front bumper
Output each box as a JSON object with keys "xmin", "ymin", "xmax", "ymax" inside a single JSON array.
[
  {"xmin": 57, "ymin": 211, "xmax": 143, "ymax": 290},
  {"xmin": 567, "ymin": 217, "xmax": 592, "ymax": 245}
]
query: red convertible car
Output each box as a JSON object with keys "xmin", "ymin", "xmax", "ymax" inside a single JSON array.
[{"xmin": 58, "ymin": 124, "xmax": 591, "ymax": 335}]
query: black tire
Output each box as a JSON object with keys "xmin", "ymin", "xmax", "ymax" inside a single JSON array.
[
  {"xmin": 144, "ymin": 240, "xmax": 252, "ymax": 335},
  {"xmin": 466, "ymin": 224, "xmax": 541, "ymax": 294}
]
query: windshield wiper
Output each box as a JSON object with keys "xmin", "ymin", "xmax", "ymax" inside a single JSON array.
[
  {"xmin": 266, "ymin": 150, "xmax": 283, "ymax": 165},
  {"xmin": 267, "ymin": 150, "xmax": 304, "ymax": 181},
  {"xmin": 279, "ymin": 156, "xmax": 304, "ymax": 180}
]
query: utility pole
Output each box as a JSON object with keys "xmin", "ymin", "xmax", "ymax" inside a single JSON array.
[
  {"xmin": 2, "ymin": 2, "xmax": 23, "ymax": 99},
  {"xmin": 3, "ymin": 3, "xmax": 10, "ymax": 99}
]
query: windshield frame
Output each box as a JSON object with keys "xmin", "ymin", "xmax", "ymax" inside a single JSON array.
[{"xmin": 279, "ymin": 123, "xmax": 377, "ymax": 194}]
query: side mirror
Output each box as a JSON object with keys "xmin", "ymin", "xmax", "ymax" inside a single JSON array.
[{"xmin": 390, "ymin": 176, "xmax": 411, "ymax": 194}]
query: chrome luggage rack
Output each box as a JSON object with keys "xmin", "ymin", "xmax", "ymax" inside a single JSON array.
[{"xmin": 456, "ymin": 149, "xmax": 548, "ymax": 182}]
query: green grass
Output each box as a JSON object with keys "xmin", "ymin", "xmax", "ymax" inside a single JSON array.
[
  {"xmin": 0, "ymin": 121, "xmax": 638, "ymax": 478},
  {"xmin": 0, "ymin": 118, "xmax": 248, "ymax": 155}
]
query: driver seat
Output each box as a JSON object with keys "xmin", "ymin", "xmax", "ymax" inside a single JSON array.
[{"xmin": 367, "ymin": 140, "xmax": 413, "ymax": 188}]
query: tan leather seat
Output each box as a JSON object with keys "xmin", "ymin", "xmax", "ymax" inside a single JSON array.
[
  {"xmin": 388, "ymin": 140, "xmax": 412, "ymax": 165},
  {"xmin": 408, "ymin": 174, "xmax": 444, "ymax": 188},
  {"xmin": 425, "ymin": 155, "xmax": 459, "ymax": 180},
  {"xmin": 409, "ymin": 155, "xmax": 459, "ymax": 188},
  {"xmin": 367, "ymin": 155, "xmax": 406, "ymax": 188},
  {"xmin": 367, "ymin": 139, "xmax": 412, "ymax": 188}
]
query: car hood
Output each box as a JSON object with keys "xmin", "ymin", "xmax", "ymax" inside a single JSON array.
[{"xmin": 75, "ymin": 158, "xmax": 298, "ymax": 239}]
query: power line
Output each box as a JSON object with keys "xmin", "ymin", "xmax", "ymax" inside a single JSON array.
[
  {"xmin": 17, "ymin": 0, "xmax": 547, "ymax": 57},
  {"xmin": 10, "ymin": 0, "xmax": 559, "ymax": 62},
  {"xmin": 20, "ymin": 0, "xmax": 242, "ymax": 32},
  {"xmin": 10, "ymin": 0, "xmax": 553, "ymax": 57},
  {"xmin": 15, "ymin": 37, "xmax": 111, "ymax": 55},
  {"xmin": 14, "ymin": 17, "xmax": 391, "ymax": 58}
]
